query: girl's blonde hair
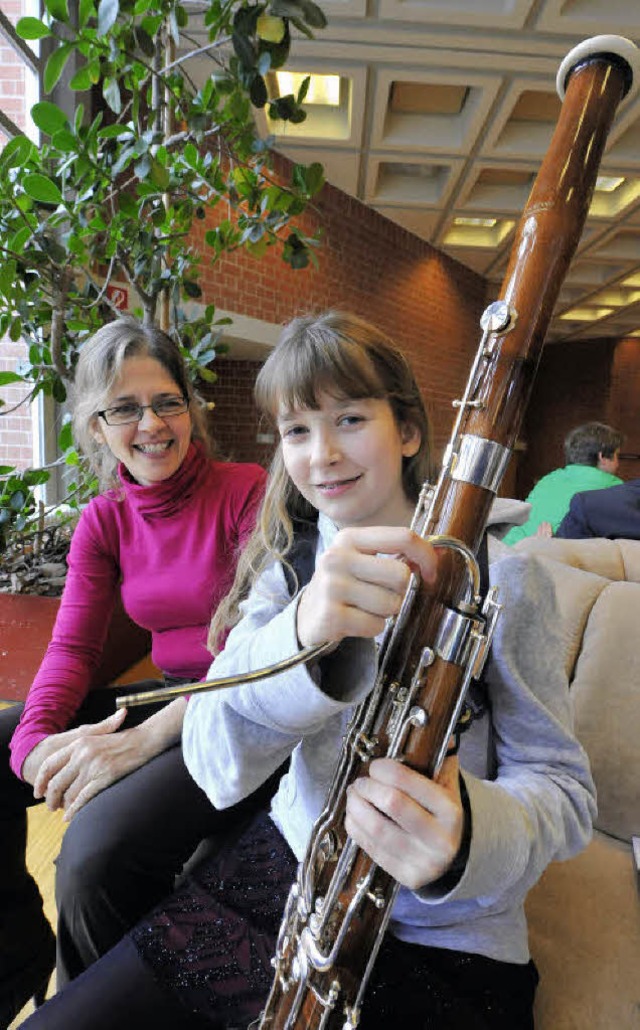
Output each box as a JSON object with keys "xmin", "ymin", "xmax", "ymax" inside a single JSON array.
[
  {"xmin": 209, "ymin": 310, "xmax": 433, "ymax": 652},
  {"xmin": 72, "ymin": 316, "xmax": 213, "ymax": 491}
]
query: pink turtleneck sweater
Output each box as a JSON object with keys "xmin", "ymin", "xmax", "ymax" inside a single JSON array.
[{"xmin": 10, "ymin": 442, "xmax": 266, "ymax": 778}]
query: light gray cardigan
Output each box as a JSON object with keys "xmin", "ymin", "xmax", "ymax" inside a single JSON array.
[{"xmin": 183, "ymin": 513, "xmax": 595, "ymax": 964}]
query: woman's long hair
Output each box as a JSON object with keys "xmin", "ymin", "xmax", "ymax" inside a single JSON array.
[
  {"xmin": 72, "ymin": 316, "xmax": 213, "ymax": 491},
  {"xmin": 209, "ymin": 311, "xmax": 433, "ymax": 652}
]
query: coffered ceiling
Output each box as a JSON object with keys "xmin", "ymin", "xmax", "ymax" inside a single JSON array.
[{"xmin": 251, "ymin": 0, "xmax": 640, "ymax": 343}]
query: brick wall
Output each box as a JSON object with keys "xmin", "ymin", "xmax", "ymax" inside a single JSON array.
[
  {"xmin": 609, "ymin": 336, "xmax": 640, "ymax": 480},
  {"xmin": 0, "ymin": 0, "xmax": 31, "ymax": 471},
  {"xmin": 201, "ymin": 359, "xmax": 276, "ymax": 467},
  {"xmin": 514, "ymin": 335, "xmax": 640, "ymax": 496},
  {"xmin": 195, "ymin": 166, "xmax": 489, "ymax": 467},
  {"xmin": 0, "ymin": 0, "xmax": 26, "ymax": 138}
]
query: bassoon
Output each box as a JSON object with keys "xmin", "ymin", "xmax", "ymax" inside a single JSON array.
[{"xmin": 117, "ymin": 33, "xmax": 639, "ymax": 1030}]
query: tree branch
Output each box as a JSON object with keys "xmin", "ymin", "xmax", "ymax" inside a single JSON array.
[{"xmin": 50, "ymin": 265, "xmax": 74, "ymax": 383}]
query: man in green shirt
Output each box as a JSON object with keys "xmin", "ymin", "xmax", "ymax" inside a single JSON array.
[{"xmin": 504, "ymin": 422, "xmax": 623, "ymax": 544}]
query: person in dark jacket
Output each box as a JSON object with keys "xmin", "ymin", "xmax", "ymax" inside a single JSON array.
[{"xmin": 556, "ymin": 478, "xmax": 640, "ymax": 540}]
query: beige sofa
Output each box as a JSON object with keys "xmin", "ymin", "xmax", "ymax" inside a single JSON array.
[{"xmin": 511, "ymin": 537, "xmax": 640, "ymax": 1029}]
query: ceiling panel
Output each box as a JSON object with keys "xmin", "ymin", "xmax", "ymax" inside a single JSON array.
[{"xmin": 193, "ymin": 0, "xmax": 640, "ymax": 342}]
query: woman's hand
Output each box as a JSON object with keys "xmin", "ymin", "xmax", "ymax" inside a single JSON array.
[
  {"xmin": 21, "ymin": 710, "xmax": 127, "ymax": 792},
  {"xmin": 344, "ymin": 756, "xmax": 464, "ymax": 891},
  {"xmin": 27, "ymin": 709, "xmax": 136, "ymax": 819},
  {"xmin": 296, "ymin": 526, "xmax": 437, "ymax": 648},
  {"xmin": 26, "ymin": 698, "xmax": 186, "ymax": 820}
]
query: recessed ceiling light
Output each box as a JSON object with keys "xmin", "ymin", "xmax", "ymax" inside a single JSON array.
[
  {"xmin": 595, "ymin": 176, "xmax": 625, "ymax": 193},
  {"xmin": 274, "ymin": 72, "xmax": 341, "ymax": 106},
  {"xmin": 559, "ymin": 307, "xmax": 615, "ymax": 321},
  {"xmin": 453, "ymin": 216, "xmax": 497, "ymax": 227}
]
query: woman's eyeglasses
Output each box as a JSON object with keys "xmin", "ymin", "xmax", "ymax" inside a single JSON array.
[{"xmin": 97, "ymin": 396, "xmax": 189, "ymax": 426}]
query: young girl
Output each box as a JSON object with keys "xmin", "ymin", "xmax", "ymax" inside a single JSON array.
[{"xmin": 22, "ymin": 311, "xmax": 595, "ymax": 1030}]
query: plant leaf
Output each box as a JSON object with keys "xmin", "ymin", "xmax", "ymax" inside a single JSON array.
[
  {"xmin": 149, "ymin": 157, "xmax": 170, "ymax": 190},
  {"xmin": 97, "ymin": 124, "xmax": 133, "ymax": 140},
  {"xmin": 79, "ymin": 0, "xmax": 96, "ymax": 27},
  {"xmin": 30, "ymin": 100, "xmax": 69, "ymax": 135},
  {"xmin": 43, "ymin": 43, "xmax": 73, "ymax": 92},
  {"xmin": 9, "ymin": 490, "xmax": 26, "ymax": 512},
  {"xmin": 16, "ymin": 17, "xmax": 52, "ymax": 39},
  {"xmin": 296, "ymin": 0, "xmax": 327, "ymax": 28},
  {"xmin": 44, "ymin": 0, "xmax": 70, "ymax": 22},
  {"xmin": 9, "ymin": 226, "xmax": 32, "ymax": 253},
  {"xmin": 183, "ymin": 142, "xmax": 199, "ymax": 169},
  {"xmin": 256, "ymin": 13, "xmax": 285, "ymax": 43},
  {"xmin": 69, "ymin": 65, "xmax": 93, "ymax": 91},
  {"xmin": 103, "ymin": 77, "xmax": 122, "ymax": 114},
  {"xmin": 23, "ymin": 173, "xmax": 63, "ymax": 205},
  {"xmin": 0, "ymin": 371, "xmax": 23, "ymax": 386},
  {"xmin": 97, "ymin": 0, "xmax": 119, "ymax": 35},
  {"xmin": 250, "ymin": 74, "xmax": 268, "ymax": 108},
  {"xmin": 51, "ymin": 128, "xmax": 77, "ymax": 152},
  {"xmin": 0, "ymin": 135, "xmax": 34, "ymax": 171},
  {"xmin": 58, "ymin": 421, "xmax": 73, "ymax": 450}
]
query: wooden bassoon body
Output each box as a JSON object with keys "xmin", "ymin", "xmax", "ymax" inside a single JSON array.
[{"xmin": 256, "ymin": 34, "xmax": 639, "ymax": 1030}]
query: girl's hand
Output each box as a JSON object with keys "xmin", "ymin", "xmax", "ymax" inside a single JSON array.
[
  {"xmin": 296, "ymin": 526, "xmax": 437, "ymax": 647},
  {"xmin": 345, "ymin": 756, "xmax": 464, "ymax": 891}
]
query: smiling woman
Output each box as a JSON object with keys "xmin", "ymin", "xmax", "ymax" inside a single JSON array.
[
  {"xmin": 70, "ymin": 319, "xmax": 211, "ymax": 493},
  {"xmin": 0, "ymin": 316, "xmax": 269, "ymax": 1027},
  {"xmin": 92, "ymin": 355, "xmax": 193, "ymax": 487}
]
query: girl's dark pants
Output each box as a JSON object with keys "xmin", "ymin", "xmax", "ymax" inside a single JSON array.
[
  {"xmin": 19, "ymin": 812, "xmax": 539, "ymax": 1030},
  {"xmin": 0, "ymin": 684, "xmax": 277, "ymax": 988}
]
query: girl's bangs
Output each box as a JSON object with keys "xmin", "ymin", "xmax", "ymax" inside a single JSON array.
[{"xmin": 256, "ymin": 332, "xmax": 387, "ymax": 417}]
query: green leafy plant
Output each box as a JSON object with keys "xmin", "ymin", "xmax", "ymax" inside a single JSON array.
[
  {"xmin": 0, "ymin": 466, "xmax": 50, "ymax": 550},
  {"xmin": 0, "ymin": 0, "xmax": 326, "ymax": 554}
]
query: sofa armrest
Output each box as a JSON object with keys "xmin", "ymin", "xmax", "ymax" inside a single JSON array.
[
  {"xmin": 571, "ymin": 580, "xmax": 640, "ymax": 842},
  {"xmin": 526, "ymin": 832, "xmax": 640, "ymax": 1030}
]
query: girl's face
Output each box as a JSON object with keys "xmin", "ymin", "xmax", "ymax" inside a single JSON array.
[
  {"xmin": 92, "ymin": 355, "xmax": 192, "ymax": 486},
  {"xmin": 277, "ymin": 392, "xmax": 420, "ymax": 529}
]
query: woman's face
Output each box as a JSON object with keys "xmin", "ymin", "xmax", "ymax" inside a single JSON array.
[
  {"xmin": 277, "ymin": 391, "xmax": 420, "ymax": 529},
  {"xmin": 93, "ymin": 354, "xmax": 192, "ymax": 485}
]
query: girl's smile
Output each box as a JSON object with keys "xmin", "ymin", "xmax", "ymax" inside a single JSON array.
[
  {"xmin": 315, "ymin": 474, "xmax": 362, "ymax": 495},
  {"xmin": 278, "ymin": 393, "xmax": 420, "ymax": 529}
]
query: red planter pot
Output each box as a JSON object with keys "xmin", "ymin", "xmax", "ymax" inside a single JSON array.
[{"xmin": 0, "ymin": 593, "xmax": 151, "ymax": 704}]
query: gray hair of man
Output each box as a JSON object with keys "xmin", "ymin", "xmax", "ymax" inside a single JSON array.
[{"xmin": 563, "ymin": 422, "xmax": 623, "ymax": 467}]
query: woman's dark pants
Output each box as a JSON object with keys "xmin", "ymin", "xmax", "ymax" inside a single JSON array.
[{"xmin": 0, "ymin": 684, "xmax": 277, "ymax": 988}]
